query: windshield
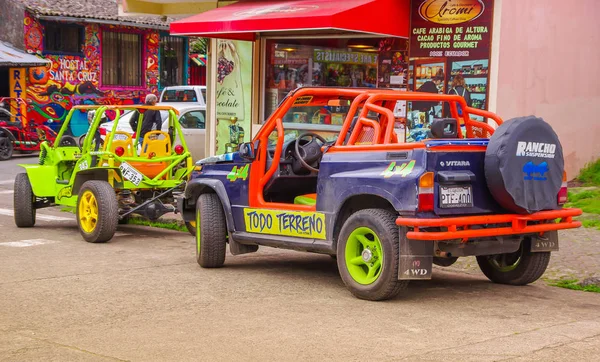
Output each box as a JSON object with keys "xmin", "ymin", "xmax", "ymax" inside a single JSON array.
[
  {"xmin": 162, "ymin": 89, "xmax": 198, "ymax": 102},
  {"xmin": 267, "ymin": 96, "xmax": 355, "ymax": 146}
]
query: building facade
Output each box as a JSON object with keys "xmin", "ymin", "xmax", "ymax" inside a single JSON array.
[{"xmin": 0, "ymin": 0, "xmax": 191, "ymax": 134}]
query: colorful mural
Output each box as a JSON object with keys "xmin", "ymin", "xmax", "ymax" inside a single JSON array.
[{"xmin": 23, "ymin": 12, "xmax": 160, "ymax": 135}]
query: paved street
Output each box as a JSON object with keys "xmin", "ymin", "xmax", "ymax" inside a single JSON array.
[{"xmin": 1, "ymin": 155, "xmax": 599, "ymax": 361}]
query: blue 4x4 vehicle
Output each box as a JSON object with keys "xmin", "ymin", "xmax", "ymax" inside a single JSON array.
[{"xmin": 178, "ymin": 87, "xmax": 582, "ymax": 301}]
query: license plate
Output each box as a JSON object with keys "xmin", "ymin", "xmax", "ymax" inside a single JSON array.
[
  {"xmin": 113, "ymin": 133, "xmax": 129, "ymax": 141},
  {"xmin": 119, "ymin": 162, "xmax": 143, "ymax": 186},
  {"xmin": 440, "ymin": 185, "xmax": 473, "ymax": 208}
]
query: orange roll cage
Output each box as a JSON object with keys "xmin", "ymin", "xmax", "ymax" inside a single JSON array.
[{"xmin": 249, "ymin": 87, "xmax": 505, "ymax": 211}]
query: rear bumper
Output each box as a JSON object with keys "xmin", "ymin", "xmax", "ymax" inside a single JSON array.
[{"xmin": 396, "ymin": 208, "xmax": 582, "ymax": 241}]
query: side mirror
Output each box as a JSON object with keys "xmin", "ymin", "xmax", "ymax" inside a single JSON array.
[{"xmin": 239, "ymin": 142, "xmax": 255, "ymax": 160}]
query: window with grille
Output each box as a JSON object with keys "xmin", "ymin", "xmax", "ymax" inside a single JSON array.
[
  {"xmin": 160, "ymin": 36, "xmax": 185, "ymax": 88},
  {"xmin": 102, "ymin": 31, "xmax": 143, "ymax": 87},
  {"xmin": 44, "ymin": 22, "xmax": 84, "ymax": 55}
]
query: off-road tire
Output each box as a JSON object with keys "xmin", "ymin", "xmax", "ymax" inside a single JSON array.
[
  {"xmin": 337, "ymin": 209, "xmax": 409, "ymax": 301},
  {"xmin": 0, "ymin": 137, "xmax": 13, "ymax": 161},
  {"xmin": 14, "ymin": 173, "xmax": 36, "ymax": 227},
  {"xmin": 59, "ymin": 135, "xmax": 78, "ymax": 147},
  {"xmin": 77, "ymin": 181, "xmax": 118, "ymax": 243},
  {"xmin": 476, "ymin": 238, "xmax": 550, "ymax": 285},
  {"xmin": 195, "ymin": 193, "xmax": 227, "ymax": 268}
]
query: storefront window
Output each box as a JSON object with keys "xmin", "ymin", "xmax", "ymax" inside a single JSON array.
[
  {"xmin": 263, "ymin": 37, "xmax": 409, "ymax": 122},
  {"xmin": 160, "ymin": 36, "xmax": 186, "ymax": 88},
  {"xmin": 102, "ymin": 31, "xmax": 142, "ymax": 87}
]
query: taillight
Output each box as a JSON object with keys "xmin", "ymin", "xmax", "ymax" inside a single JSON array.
[
  {"xmin": 558, "ymin": 171, "xmax": 568, "ymax": 205},
  {"xmin": 418, "ymin": 172, "xmax": 435, "ymax": 212},
  {"xmin": 148, "ymin": 152, "xmax": 156, "ymax": 159},
  {"xmin": 174, "ymin": 144, "xmax": 184, "ymax": 155},
  {"xmin": 99, "ymin": 127, "xmax": 106, "ymax": 135},
  {"xmin": 115, "ymin": 146, "xmax": 125, "ymax": 157}
]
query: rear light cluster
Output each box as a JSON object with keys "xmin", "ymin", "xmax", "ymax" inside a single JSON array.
[
  {"xmin": 115, "ymin": 146, "xmax": 125, "ymax": 157},
  {"xmin": 418, "ymin": 172, "xmax": 435, "ymax": 212},
  {"xmin": 558, "ymin": 171, "xmax": 568, "ymax": 205},
  {"xmin": 174, "ymin": 144, "xmax": 184, "ymax": 155}
]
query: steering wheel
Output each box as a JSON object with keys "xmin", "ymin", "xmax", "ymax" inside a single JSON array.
[{"xmin": 294, "ymin": 132, "xmax": 326, "ymax": 173}]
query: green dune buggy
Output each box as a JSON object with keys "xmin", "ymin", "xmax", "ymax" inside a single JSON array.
[{"xmin": 13, "ymin": 105, "xmax": 194, "ymax": 243}]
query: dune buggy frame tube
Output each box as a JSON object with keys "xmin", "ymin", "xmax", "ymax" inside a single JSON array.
[{"xmin": 396, "ymin": 208, "xmax": 582, "ymax": 241}]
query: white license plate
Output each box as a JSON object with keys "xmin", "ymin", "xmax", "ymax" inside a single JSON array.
[
  {"xmin": 113, "ymin": 133, "xmax": 129, "ymax": 141},
  {"xmin": 440, "ymin": 186, "xmax": 473, "ymax": 208},
  {"xmin": 119, "ymin": 162, "xmax": 143, "ymax": 186}
]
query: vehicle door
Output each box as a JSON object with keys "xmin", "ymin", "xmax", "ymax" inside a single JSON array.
[{"xmin": 178, "ymin": 109, "xmax": 206, "ymax": 160}]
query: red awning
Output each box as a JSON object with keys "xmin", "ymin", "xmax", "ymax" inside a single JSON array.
[{"xmin": 170, "ymin": 0, "xmax": 410, "ymax": 41}]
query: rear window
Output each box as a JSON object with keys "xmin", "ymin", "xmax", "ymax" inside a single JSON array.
[{"xmin": 162, "ymin": 89, "xmax": 198, "ymax": 102}]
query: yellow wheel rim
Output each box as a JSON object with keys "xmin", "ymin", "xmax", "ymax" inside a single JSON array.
[
  {"xmin": 189, "ymin": 221, "xmax": 196, "ymax": 228},
  {"xmin": 79, "ymin": 190, "xmax": 98, "ymax": 233}
]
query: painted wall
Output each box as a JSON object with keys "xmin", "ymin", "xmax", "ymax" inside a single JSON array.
[
  {"xmin": 494, "ymin": 0, "xmax": 600, "ymax": 178},
  {"xmin": 23, "ymin": 12, "xmax": 159, "ymax": 135}
]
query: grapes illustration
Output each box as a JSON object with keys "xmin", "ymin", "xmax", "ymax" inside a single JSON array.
[{"xmin": 217, "ymin": 57, "xmax": 235, "ymax": 84}]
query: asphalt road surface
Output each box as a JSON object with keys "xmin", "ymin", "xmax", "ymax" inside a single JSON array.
[{"xmin": 1, "ymin": 155, "xmax": 600, "ymax": 361}]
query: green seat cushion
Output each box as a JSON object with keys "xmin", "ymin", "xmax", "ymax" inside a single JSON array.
[{"xmin": 294, "ymin": 195, "xmax": 316, "ymax": 206}]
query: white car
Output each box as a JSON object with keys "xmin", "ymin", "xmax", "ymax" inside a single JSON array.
[
  {"xmin": 98, "ymin": 105, "xmax": 206, "ymax": 161},
  {"xmin": 159, "ymin": 86, "xmax": 206, "ymax": 107}
]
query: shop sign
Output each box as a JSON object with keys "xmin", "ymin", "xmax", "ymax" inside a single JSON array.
[
  {"xmin": 8, "ymin": 67, "xmax": 27, "ymax": 125},
  {"xmin": 233, "ymin": 5, "xmax": 319, "ymax": 17},
  {"xmin": 49, "ymin": 58, "xmax": 98, "ymax": 83},
  {"xmin": 410, "ymin": 0, "xmax": 494, "ymax": 58},
  {"xmin": 418, "ymin": 0, "xmax": 485, "ymax": 25},
  {"xmin": 215, "ymin": 40, "xmax": 253, "ymax": 155},
  {"xmin": 313, "ymin": 50, "xmax": 377, "ymax": 65}
]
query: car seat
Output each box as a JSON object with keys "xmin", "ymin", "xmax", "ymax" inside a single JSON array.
[
  {"xmin": 293, "ymin": 193, "xmax": 316, "ymax": 206},
  {"xmin": 129, "ymin": 131, "xmax": 172, "ymax": 179},
  {"xmin": 104, "ymin": 131, "xmax": 134, "ymax": 157}
]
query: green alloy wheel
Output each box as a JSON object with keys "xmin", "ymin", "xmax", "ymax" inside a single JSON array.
[
  {"xmin": 337, "ymin": 209, "xmax": 408, "ymax": 301},
  {"xmin": 345, "ymin": 227, "xmax": 384, "ymax": 285}
]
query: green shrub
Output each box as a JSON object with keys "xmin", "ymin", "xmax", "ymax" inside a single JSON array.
[{"xmin": 577, "ymin": 158, "xmax": 600, "ymax": 186}]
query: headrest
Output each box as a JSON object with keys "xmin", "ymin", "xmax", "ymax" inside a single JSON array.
[{"xmin": 431, "ymin": 118, "xmax": 458, "ymax": 138}]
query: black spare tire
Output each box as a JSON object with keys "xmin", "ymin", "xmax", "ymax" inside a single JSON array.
[{"xmin": 485, "ymin": 116, "xmax": 564, "ymax": 214}]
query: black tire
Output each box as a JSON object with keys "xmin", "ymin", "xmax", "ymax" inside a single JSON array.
[
  {"xmin": 195, "ymin": 193, "xmax": 227, "ymax": 268},
  {"xmin": 433, "ymin": 256, "xmax": 458, "ymax": 267},
  {"xmin": 76, "ymin": 181, "xmax": 118, "ymax": 243},
  {"xmin": 0, "ymin": 137, "xmax": 13, "ymax": 161},
  {"xmin": 59, "ymin": 135, "xmax": 78, "ymax": 147},
  {"xmin": 337, "ymin": 209, "xmax": 409, "ymax": 301},
  {"xmin": 78, "ymin": 134, "xmax": 87, "ymax": 148},
  {"xmin": 14, "ymin": 173, "xmax": 36, "ymax": 227},
  {"xmin": 476, "ymin": 238, "xmax": 550, "ymax": 285},
  {"xmin": 185, "ymin": 221, "xmax": 196, "ymax": 236}
]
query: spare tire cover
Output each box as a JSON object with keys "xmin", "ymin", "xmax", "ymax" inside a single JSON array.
[{"xmin": 485, "ymin": 116, "xmax": 564, "ymax": 214}]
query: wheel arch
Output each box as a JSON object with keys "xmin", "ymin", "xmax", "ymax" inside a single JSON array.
[
  {"xmin": 182, "ymin": 179, "xmax": 235, "ymax": 232},
  {"xmin": 73, "ymin": 168, "xmax": 122, "ymax": 195},
  {"xmin": 330, "ymin": 193, "xmax": 397, "ymax": 248},
  {"xmin": 0, "ymin": 127, "xmax": 17, "ymax": 141}
]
